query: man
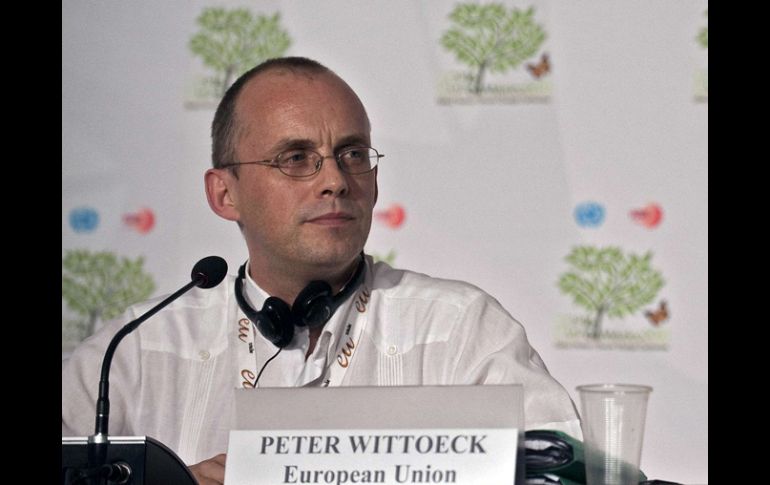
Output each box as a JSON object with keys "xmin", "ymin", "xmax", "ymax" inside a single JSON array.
[{"xmin": 62, "ymin": 57, "xmax": 580, "ymax": 485}]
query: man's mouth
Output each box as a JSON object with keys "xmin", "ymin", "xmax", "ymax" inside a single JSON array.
[{"xmin": 306, "ymin": 212, "xmax": 355, "ymax": 226}]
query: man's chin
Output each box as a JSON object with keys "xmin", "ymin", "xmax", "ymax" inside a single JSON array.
[{"xmin": 300, "ymin": 244, "xmax": 363, "ymax": 269}]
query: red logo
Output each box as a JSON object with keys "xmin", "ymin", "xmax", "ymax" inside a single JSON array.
[
  {"xmin": 629, "ymin": 203, "xmax": 663, "ymax": 228},
  {"xmin": 123, "ymin": 207, "xmax": 156, "ymax": 234},
  {"xmin": 374, "ymin": 204, "xmax": 406, "ymax": 229}
]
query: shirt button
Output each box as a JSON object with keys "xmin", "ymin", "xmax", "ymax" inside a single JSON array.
[
  {"xmin": 199, "ymin": 350, "xmax": 211, "ymax": 361},
  {"xmin": 387, "ymin": 345, "xmax": 398, "ymax": 356}
]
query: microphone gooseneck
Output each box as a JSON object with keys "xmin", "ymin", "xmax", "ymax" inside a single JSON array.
[{"xmin": 92, "ymin": 256, "xmax": 228, "ymax": 441}]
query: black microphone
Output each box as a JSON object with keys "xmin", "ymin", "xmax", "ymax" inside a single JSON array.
[
  {"xmin": 191, "ymin": 255, "xmax": 229, "ymax": 289},
  {"xmin": 89, "ymin": 256, "xmax": 228, "ymax": 464}
]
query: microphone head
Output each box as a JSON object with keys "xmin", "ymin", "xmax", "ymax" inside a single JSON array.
[{"xmin": 191, "ymin": 256, "xmax": 228, "ymax": 289}]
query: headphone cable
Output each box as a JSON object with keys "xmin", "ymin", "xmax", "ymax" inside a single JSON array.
[{"xmin": 254, "ymin": 347, "xmax": 283, "ymax": 387}]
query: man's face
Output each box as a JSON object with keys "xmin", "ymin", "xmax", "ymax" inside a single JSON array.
[{"xmin": 226, "ymin": 70, "xmax": 377, "ymax": 275}]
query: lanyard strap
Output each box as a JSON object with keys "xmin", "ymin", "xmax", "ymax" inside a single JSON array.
[{"xmin": 320, "ymin": 284, "xmax": 370, "ymax": 387}]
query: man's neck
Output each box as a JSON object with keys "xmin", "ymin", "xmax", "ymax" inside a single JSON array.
[
  {"xmin": 247, "ymin": 255, "xmax": 362, "ymax": 359},
  {"xmin": 248, "ymin": 256, "xmax": 359, "ymax": 304}
]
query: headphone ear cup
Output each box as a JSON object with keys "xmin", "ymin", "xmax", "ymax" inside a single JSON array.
[
  {"xmin": 257, "ymin": 296, "xmax": 295, "ymax": 348},
  {"xmin": 292, "ymin": 280, "xmax": 334, "ymax": 328}
]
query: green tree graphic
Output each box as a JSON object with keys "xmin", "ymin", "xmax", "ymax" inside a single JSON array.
[
  {"xmin": 62, "ymin": 250, "xmax": 155, "ymax": 339},
  {"xmin": 557, "ymin": 246, "xmax": 664, "ymax": 339},
  {"xmin": 189, "ymin": 8, "xmax": 291, "ymax": 97},
  {"xmin": 441, "ymin": 4, "xmax": 546, "ymax": 94},
  {"xmin": 371, "ymin": 250, "xmax": 397, "ymax": 266},
  {"xmin": 697, "ymin": 10, "xmax": 708, "ymax": 49}
]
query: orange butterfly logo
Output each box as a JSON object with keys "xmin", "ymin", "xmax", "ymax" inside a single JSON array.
[
  {"xmin": 644, "ymin": 300, "xmax": 669, "ymax": 326},
  {"xmin": 526, "ymin": 53, "xmax": 550, "ymax": 79}
]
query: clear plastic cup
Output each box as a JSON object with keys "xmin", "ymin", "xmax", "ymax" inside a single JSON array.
[{"xmin": 576, "ymin": 384, "xmax": 652, "ymax": 485}]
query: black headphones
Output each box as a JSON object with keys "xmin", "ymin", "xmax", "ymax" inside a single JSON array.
[{"xmin": 234, "ymin": 255, "xmax": 367, "ymax": 348}]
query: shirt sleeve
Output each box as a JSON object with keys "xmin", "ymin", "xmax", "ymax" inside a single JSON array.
[{"xmin": 446, "ymin": 293, "xmax": 582, "ymax": 438}]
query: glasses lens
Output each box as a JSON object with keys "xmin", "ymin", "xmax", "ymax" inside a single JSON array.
[
  {"xmin": 276, "ymin": 149, "xmax": 318, "ymax": 177},
  {"xmin": 339, "ymin": 148, "xmax": 379, "ymax": 174}
]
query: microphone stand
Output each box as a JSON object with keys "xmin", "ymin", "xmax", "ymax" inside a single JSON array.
[
  {"xmin": 93, "ymin": 278, "xmax": 203, "ymax": 445},
  {"xmin": 63, "ymin": 256, "xmax": 226, "ymax": 484},
  {"xmin": 84, "ymin": 279, "xmax": 205, "ymax": 484}
]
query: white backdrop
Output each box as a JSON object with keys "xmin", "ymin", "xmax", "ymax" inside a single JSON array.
[{"xmin": 63, "ymin": 1, "xmax": 708, "ymax": 482}]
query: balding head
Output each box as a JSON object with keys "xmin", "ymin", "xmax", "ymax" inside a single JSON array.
[{"xmin": 211, "ymin": 57, "xmax": 368, "ymax": 177}]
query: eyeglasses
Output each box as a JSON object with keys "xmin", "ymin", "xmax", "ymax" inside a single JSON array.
[{"xmin": 220, "ymin": 146, "xmax": 384, "ymax": 178}]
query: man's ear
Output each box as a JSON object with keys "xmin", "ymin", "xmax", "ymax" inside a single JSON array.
[{"xmin": 204, "ymin": 168, "xmax": 240, "ymax": 222}]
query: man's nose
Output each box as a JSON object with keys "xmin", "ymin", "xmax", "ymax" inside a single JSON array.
[{"xmin": 315, "ymin": 155, "xmax": 349, "ymax": 197}]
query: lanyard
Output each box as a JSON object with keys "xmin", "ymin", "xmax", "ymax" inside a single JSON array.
[{"xmin": 320, "ymin": 284, "xmax": 370, "ymax": 387}]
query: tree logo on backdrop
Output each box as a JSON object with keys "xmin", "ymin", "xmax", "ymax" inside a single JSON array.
[
  {"xmin": 437, "ymin": 3, "xmax": 550, "ymax": 104},
  {"xmin": 697, "ymin": 10, "xmax": 708, "ymax": 49},
  {"xmin": 62, "ymin": 250, "xmax": 156, "ymax": 351},
  {"xmin": 694, "ymin": 9, "xmax": 708, "ymax": 102},
  {"xmin": 644, "ymin": 300, "xmax": 669, "ymax": 326},
  {"xmin": 555, "ymin": 245, "xmax": 670, "ymax": 350},
  {"xmin": 371, "ymin": 250, "xmax": 397, "ymax": 266},
  {"xmin": 185, "ymin": 8, "xmax": 291, "ymax": 108}
]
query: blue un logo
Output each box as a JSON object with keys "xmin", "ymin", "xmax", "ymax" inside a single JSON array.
[
  {"xmin": 574, "ymin": 202, "xmax": 605, "ymax": 228},
  {"xmin": 69, "ymin": 207, "xmax": 99, "ymax": 233}
]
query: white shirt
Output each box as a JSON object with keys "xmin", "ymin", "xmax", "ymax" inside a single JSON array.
[{"xmin": 62, "ymin": 257, "xmax": 581, "ymax": 465}]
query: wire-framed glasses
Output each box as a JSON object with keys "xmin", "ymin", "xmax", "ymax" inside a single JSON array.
[{"xmin": 220, "ymin": 146, "xmax": 384, "ymax": 178}]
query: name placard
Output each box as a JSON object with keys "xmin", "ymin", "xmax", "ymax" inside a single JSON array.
[{"xmin": 225, "ymin": 428, "xmax": 518, "ymax": 484}]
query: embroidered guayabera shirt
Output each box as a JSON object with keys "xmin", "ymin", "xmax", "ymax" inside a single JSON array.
[{"xmin": 62, "ymin": 256, "xmax": 581, "ymax": 465}]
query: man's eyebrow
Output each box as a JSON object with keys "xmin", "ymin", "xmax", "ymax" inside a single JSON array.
[
  {"xmin": 334, "ymin": 134, "xmax": 371, "ymax": 150},
  {"xmin": 268, "ymin": 138, "xmax": 316, "ymax": 154},
  {"xmin": 267, "ymin": 135, "xmax": 372, "ymax": 155}
]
